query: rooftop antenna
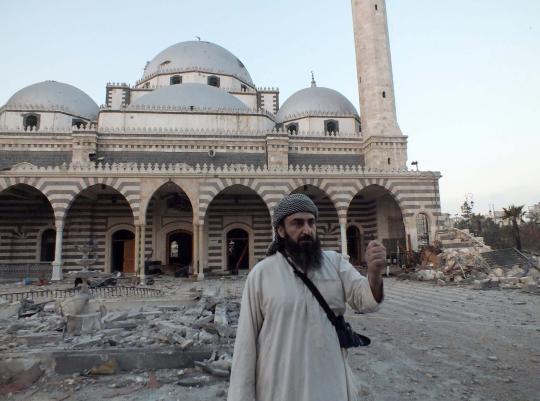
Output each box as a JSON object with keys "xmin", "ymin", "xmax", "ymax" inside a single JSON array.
[
  {"xmin": 310, "ymin": 71, "xmax": 317, "ymax": 87},
  {"xmin": 196, "ymin": 36, "xmax": 201, "ymax": 41}
]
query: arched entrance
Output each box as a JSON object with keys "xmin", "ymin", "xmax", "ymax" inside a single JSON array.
[
  {"xmin": 111, "ymin": 229, "xmax": 135, "ymax": 273},
  {"xmin": 347, "ymin": 185, "xmax": 405, "ymax": 264},
  {"xmin": 227, "ymin": 228, "xmax": 249, "ymax": 273},
  {"xmin": 145, "ymin": 181, "xmax": 194, "ymax": 273},
  {"xmin": 347, "ymin": 225, "xmax": 362, "ymax": 266},
  {"xmin": 65, "ymin": 184, "xmax": 134, "ymax": 272},
  {"xmin": 167, "ymin": 230, "xmax": 193, "ymax": 267},
  {"xmin": 205, "ymin": 185, "xmax": 271, "ymax": 272},
  {"xmin": 0, "ymin": 184, "xmax": 55, "ymax": 264}
]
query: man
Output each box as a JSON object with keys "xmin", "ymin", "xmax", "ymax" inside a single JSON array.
[{"xmin": 228, "ymin": 193, "xmax": 386, "ymax": 401}]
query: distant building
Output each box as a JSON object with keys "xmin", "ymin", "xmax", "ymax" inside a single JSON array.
[
  {"xmin": 528, "ymin": 203, "xmax": 540, "ymax": 221},
  {"xmin": 0, "ymin": 0, "xmax": 441, "ymax": 280}
]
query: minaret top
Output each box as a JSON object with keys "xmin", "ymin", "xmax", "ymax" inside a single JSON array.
[{"xmin": 351, "ymin": 0, "xmax": 402, "ymax": 137}]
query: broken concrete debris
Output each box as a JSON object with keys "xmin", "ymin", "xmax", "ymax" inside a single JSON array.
[
  {"xmin": 395, "ymin": 245, "xmax": 540, "ymax": 290},
  {"xmin": 0, "ymin": 279, "xmax": 239, "ymax": 389}
]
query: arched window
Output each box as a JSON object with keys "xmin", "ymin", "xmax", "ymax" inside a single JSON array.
[
  {"xmin": 23, "ymin": 114, "xmax": 40, "ymax": 131},
  {"xmin": 40, "ymin": 229, "xmax": 56, "ymax": 262},
  {"xmin": 416, "ymin": 213, "xmax": 430, "ymax": 247},
  {"xmin": 286, "ymin": 123, "xmax": 299, "ymax": 135},
  {"xmin": 207, "ymin": 75, "xmax": 220, "ymax": 87},
  {"xmin": 324, "ymin": 119, "xmax": 339, "ymax": 135},
  {"xmin": 72, "ymin": 119, "xmax": 86, "ymax": 129},
  {"xmin": 170, "ymin": 75, "xmax": 182, "ymax": 85},
  {"xmin": 241, "ymin": 84, "xmax": 247, "ymax": 92}
]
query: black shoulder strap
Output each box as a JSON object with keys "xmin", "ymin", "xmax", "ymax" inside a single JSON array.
[{"xmin": 283, "ymin": 253, "xmax": 339, "ymax": 327}]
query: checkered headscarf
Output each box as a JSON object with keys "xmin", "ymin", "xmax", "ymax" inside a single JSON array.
[{"xmin": 272, "ymin": 193, "xmax": 318, "ymax": 229}]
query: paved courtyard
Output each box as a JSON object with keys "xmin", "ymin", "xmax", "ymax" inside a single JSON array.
[{"xmin": 1, "ymin": 277, "xmax": 539, "ymax": 401}]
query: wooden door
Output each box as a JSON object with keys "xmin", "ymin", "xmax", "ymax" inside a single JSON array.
[{"xmin": 123, "ymin": 239, "xmax": 135, "ymax": 273}]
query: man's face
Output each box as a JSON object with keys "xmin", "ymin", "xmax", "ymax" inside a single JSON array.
[{"xmin": 277, "ymin": 212, "xmax": 317, "ymax": 244}]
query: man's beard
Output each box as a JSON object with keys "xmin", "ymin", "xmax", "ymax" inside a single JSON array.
[{"xmin": 283, "ymin": 233, "xmax": 322, "ymax": 272}]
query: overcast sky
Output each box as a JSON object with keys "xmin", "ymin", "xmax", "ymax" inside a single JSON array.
[{"xmin": 1, "ymin": 0, "xmax": 538, "ymax": 215}]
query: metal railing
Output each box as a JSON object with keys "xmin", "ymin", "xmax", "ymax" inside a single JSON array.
[{"xmin": 0, "ymin": 285, "xmax": 164, "ymax": 303}]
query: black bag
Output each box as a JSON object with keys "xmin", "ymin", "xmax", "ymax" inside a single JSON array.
[{"xmin": 283, "ymin": 254, "xmax": 371, "ymax": 348}]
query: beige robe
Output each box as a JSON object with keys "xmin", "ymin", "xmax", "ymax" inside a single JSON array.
[{"xmin": 228, "ymin": 251, "xmax": 381, "ymax": 401}]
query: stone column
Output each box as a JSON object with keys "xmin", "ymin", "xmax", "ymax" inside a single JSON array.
[
  {"xmin": 339, "ymin": 219, "xmax": 348, "ymax": 257},
  {"xmin": 51, "ymin": 219, "xmax": 65, "ymax": 281},
  {"xmin": 134, "ymin": 225, "xmax": 141, "ymax": 278},
  {"xmin": 192, "ymin": 223, "xmax": 199, "ymax": 277},
  {"xmin": 138, "ymin": 224, "xmax": 146, "ymax": 281},
  {"xmin": 197, "ymin": 222, "xmax": 205, "ymax": 281},
  {"xmin": 404, "ymin": 217, "xmax": 418, "ymax": 251}
]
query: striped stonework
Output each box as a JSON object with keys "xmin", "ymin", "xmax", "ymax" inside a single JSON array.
[{"xmin": 0, "ymin": 169, "xmax": 441, "ymax": 276}]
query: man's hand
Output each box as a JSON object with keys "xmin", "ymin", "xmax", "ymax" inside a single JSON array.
[{"xmin": 366, "ymin": 240, "xmax": 386, "ymax": 302}]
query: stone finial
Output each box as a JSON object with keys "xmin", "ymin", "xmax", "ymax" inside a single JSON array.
[{"xmin": 311, "ymin": 71, "xmax": 317, "ymax": 88}]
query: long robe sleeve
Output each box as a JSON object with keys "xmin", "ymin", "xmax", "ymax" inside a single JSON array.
[
  {"xmin": 331, "ymin": 251, "xmax": 382, "ymax": 313},
  {"xmin": 228, "ymin": 270, "xmax": 263, "ymax": 401}
]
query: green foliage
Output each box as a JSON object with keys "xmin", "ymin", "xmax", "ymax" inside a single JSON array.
[{"xmin": 502, "ymin": 204, "xmax": 525, "ymax": 251}]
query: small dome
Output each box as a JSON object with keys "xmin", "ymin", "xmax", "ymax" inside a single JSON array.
[
  {"xmin": 131, "ymin": 83, "xmax": 249, "ymax": 111},
  {"xmin": 3, "ymin": 81, "xmax": 99, "ymax": 120},
  {"xmin": 142, "ymin": 41, "xmax": 254, "ymax": 86},
  {"xmin": 277, "ymin": 86, "xmax": 359, "ymax": 122}
]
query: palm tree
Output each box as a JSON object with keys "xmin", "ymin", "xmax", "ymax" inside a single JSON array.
[{"xmin": 502, "ymin": 205, "xmax": 526, "ymax": 250}]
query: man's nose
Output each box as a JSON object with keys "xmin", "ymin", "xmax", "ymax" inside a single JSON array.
[{"xmin": 300, "ymin": 222, "xmax": 312, "ymax": 234}]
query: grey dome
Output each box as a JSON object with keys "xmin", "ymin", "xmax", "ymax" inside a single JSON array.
[
  {"xmin": 131, "ymin": 83, "xmax": 249, "ymax": 111},
  {"xmin": 3, "ymin": 81, "xmax": 99, "ymax": 120},
  {"xmin": 277, "ymin": 86, "xmax": 359, "ymax": 122},
  {"xmin": 143, "ymin": 41, "xmax": 254, "ymax": 86}
]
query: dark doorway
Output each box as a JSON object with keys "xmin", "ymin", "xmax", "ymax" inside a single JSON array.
[
  {"xmin": 227, "ymin": 228, "xmax": 249, "ymax": 272},
  {"xmin": 167, "ymin": 231, "xmax": 193, "ymax": 267},
  {"xmin": 40, "ymin": 229, "xmax": 56, "ymax": 262},
  {"xmin": 347, "ymin": 226, "xmax": 362, "ymax": 266},
  {"xmin": 112, "ymin": 230, "xmax": 135, "ymax": 273}
]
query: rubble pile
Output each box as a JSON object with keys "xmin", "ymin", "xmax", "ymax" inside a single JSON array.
[
  {"xmin": 405, "ymin": 246, "xmax": 540, "ymax": 291},
  {"xmin": 0, "ymin": 285, "xmax": 239, "ymax": 375}
]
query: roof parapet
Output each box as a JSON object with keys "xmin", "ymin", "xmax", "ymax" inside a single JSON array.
[{"xmin": 6, "ymin": 161, "xmax": 424, "ymax": 176}]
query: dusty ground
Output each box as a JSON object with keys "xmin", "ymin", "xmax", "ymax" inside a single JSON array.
[{"xmin": 2, "ymin": 277, "xmax": 539, "ymax": 401}]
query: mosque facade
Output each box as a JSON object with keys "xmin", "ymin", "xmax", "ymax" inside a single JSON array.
[{"xmin": 0, "ymin": 0, "xmax": 441, "ymax": 280}]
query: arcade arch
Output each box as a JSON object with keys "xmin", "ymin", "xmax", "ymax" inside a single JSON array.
[
  {"xmin": 64, "ymin": 184, "xmax": 134, "ymax": 272},
  {"xmin": 0, "ymin": 184, "xmax": 55, "ymax": 265},
  {"xmin": 145, "ymin": 181, "xmax": 194, "ymax": 274},
  {"xmin": 347, "ymin": 184, "xmax": 405, "ymax": 263},
  {"xmin": 205, "ymin": 185, "xmax": 271, "ymax": 272}
]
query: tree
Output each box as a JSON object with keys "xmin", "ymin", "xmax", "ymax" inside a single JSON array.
[
  {"xmin": 460, "ymin": 195, "xmax": 474, "ymax": 231},
  {"xmin": 502, "ymin": 205, "xmax": 526, "ymax": 251}
]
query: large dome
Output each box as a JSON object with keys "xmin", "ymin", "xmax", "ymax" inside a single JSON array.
[
  {"xmin": 142, "ymin": 41, "xmax": 254, "ymax": 86},
  {"xmin": 3, "ymin": 81, "xmax": 99, "ymax": 120},
  {"xmin": 277, "ymin": 86, "xmax": 359, "ymax": 122},
  {"xmin": 131, "ymin": 83, "xmax": 250, "ymax": 111}
]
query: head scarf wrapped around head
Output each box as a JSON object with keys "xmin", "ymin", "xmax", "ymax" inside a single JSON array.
[{"xmin": 267, "ymin": 193, "xmax": 318, "ymax": 255}]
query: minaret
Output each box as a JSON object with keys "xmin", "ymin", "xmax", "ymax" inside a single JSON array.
[{"xmin": 352, "ymin": 0, "xmax": 407, "ymax": 168}]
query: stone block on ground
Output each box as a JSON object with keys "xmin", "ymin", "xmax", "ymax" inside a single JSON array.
[
  {"xmin": 214, "ymin": 304, "xmax": 229, "ymax": 326},
  {"xmin": 66, "ymin": 313, "xmax": 102, "ymax": 335}
]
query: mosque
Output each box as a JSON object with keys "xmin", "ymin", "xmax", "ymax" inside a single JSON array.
[{"xmin": 0, "ymin": 0, "xmax": 441, "ymax": 281}]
